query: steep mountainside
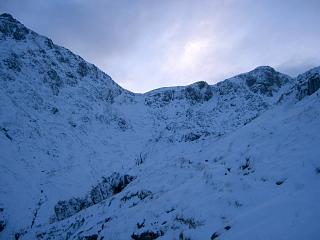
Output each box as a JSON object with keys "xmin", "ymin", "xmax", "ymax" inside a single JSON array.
[{"xmin": 0, "ymin": 13, "xmax": 319, "ymax": 240}]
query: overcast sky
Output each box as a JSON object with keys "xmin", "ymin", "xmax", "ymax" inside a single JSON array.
[{"xmin": 1, "ymin": 0, "xmax": 320, "ymax": 92}]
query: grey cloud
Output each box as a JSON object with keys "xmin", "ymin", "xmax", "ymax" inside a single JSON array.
[
  {"xmin": 1, "ymin": 0, "xmax": 320, "ymax": 92},
  {"xmin": 277, "ymin": 57, "xmax": 320, "ymax": 77}
]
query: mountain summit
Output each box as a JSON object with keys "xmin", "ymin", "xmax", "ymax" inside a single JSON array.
[
  {"xmin": 0, "ymin": 13, "xmax": 30, "ymax": 40},
  {"xmin": 0, "ymin": 14, "xmax": 320, "ymax": 240}
]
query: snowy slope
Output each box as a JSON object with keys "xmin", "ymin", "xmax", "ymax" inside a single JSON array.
[{"xmin": 0, "ymin": 13, "xmax": 319, "ymax": 240}]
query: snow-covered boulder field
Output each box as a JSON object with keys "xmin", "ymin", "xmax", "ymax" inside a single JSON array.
[{"xmin": 0, "ymin": 13, "xmax": 319, "ymax": 240}]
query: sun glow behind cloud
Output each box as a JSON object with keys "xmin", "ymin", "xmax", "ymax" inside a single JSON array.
[
  {"xmin": 163, "ymin": 38, "xmax": 210, "ymax": 74},
  {"xmin": 178, "ymin": 39, "xmax": 208, "ymax": 70}
]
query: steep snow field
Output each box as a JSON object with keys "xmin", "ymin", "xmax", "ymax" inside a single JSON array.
[{"xmin": 0, "ymin": 13, "xmax": 319, "ymax": 240}]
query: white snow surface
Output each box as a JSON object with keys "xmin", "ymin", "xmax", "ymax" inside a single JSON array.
[{"xmin": 0, "ymin": 13, "xmax": 319, "ymax": 240}]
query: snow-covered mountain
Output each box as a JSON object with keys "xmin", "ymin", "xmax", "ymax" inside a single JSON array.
[{"xmin": 0, "ymin": 13, "xmax": 319, "ymax": 240}]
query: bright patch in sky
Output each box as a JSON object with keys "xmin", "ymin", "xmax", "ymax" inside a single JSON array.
[{"xmin": 179, "ymin": 39, "xmax": 209, "ymax": 70}]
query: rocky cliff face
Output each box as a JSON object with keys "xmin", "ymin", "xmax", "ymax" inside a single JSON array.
[
  {"xmin": 240, "ymin": 66, "xmax": 290, "ymax": 96},
  {"xmin": 0, "ymin": 14, "xmax": 319, "ymax": 240},
  {"xmin": 296, "ymin": 67, "xmax": 320, "ymax": 99}
]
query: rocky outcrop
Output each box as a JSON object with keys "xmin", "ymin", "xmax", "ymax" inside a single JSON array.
[
  {"xmin": 144, "ymin": 81, "xmax": 213, "ymax": 107},
  {"xmin": 297, "ymin": 69, "xmax": 320, "ymax": 100},
  {"xmin": 240, "ymin": 66, "xmax": 291, "ymax": 96},
  {"xmin": 0, "ymin": 220, "xmax": 5, "ymax": 233},
  {"xmin": 145, "ymin": 89, "xmax": 176, "ymax": 106},
  {"xmin": 90, "ymin": 173, "xmax": 135, "ymax": 204},
  {"xmin": 184, "ymin": 81, "xmax": 213, "ymax": 103},
  {"xmin": 0, "ymin": 208, "xmax": 6, "ymax": 233},
  {"xmin": 0, "ymin": 13, "xmax": 30, "ymax": 40},
  {"xmin": 54, "ymin": 197, "xmax": 91, "ymax": 221},
  {"xmin": 54, "ymin": 173, "xmax": 135, "ymax": 221},
  {"xmin": 131, "ymin": 230, "xmax": 163, "ymax": 240}
]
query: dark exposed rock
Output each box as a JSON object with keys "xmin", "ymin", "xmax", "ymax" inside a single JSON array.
[
  {"xmin": 111, "ymin": 174, "xmax": 134, "ymax": 194},
  {"xmin": 183, "ymin": 132, "xmax": 201, "ymax": 142},
  {"xmin": 240, "ymin": 158, "xmax": 250, "ymax": 170},
  {"xmin": 224, "ymin": 225, "xmax": 231, "ymax": 230},
  {"xmin": 65, "ymin": 71, "xmax": 78, "ymax": 86},
  {"xmin": 1, "ymin": 127, "xmax": 12, "ymax": 141},
  {"xmin": 77, "ymin": 62, "xmax": 89, "ymax": 77},
  {"xmin": 234, "ymin": 200, "xmax": 243, "ymax": 208},
  {"xmin": 82, "ymin": 234, "xmax": 98, "ymax": 240},
  {"xmin": 69, "ymin": 120, "xmax": 77, "ymax": 128},
  {"xmin": 0, "ymin": 13, "xmax": 14, "ymax": 20},
  {"xmin": 90, "ymin": 173, "xmax": 135, "ymax": 204},
  {"xmin": 297, "ymin": 72, "xmax": 320, "ymax": 100},
  {"xmin": 44, "ymin": 38, "xmax": 54, "ymax": 49},
  {"xmin": 144, "ymin": 89, "xmax": 176, "ymax": 106},
  {"xmin": 240, "ymin": 157, "xmax": 255, "ymax": 176},
  {"xmin": 175, "ymin": 216, "xmax": 204, "ymax": 229},
  {"xmin": 55, "ymin": 52, "xmax": 70, "ymax": 64},
  {"xmin": 121, "ymin": 190, "xmax": 153, "ymax": 203},
  {"xmin": 216, "ymin": 80, "xmax": 237, "ymax": 95},
  {"xmin": 159, "ymin": 90, "xmax": 175, "ymax": 103},
  {"xmin": 145, "ymin": 81, "xmax": 212, "ymax": 107},
  {"xmin": 54, "ymin": 197, "xmax": 91, "ymax": 221},
  {"xmin": 166, "ymin": 208, "xmax": 175, "ymax": 213},
  {"xmin": 15, "ymin": 232, "xmax": 20, "ymax": 240},
  {"xmin": 185, "ymin": 81, "xmax": 213, "ymax": 103},
  {"xmin": 242, "ymin": 66, "xmax": 290, "ymax": 96},
  {"xmin": 307, "ymin": 74, "xmax": 320, "ymax": 95},
  {"xmin": 100, "ymin": 87, "xmax": 124, "ymax": 104},
  {"xmin": 135, "ymin": 153, "xmax": 145, "ymax": 166},
  {"xmin": 0, "ymin": 13, "xmax": 30, "ymax": 40},
  {"xmin": 51, "ymin": 107, "xmax": 59, "ymax": 114},
  {"xmin": 3, "ymin": 53, "xmax": 22, "ymax": 72},
  {"xmin": 243, "ymin": 115, "xmax": 259, "ymax": 126},
  {"xmin": 276, "ymin": 179, "xmax": 286, "ymax": 186},
  {"xmin": 210, "ymin": 232, "xmax": 219, "ymax": 240},
  {"xmin": 0, "ymin": 206, "xmax": 8, "ymax": 233},
  {"xmin": 131, "ymin": 230, "xmax": 163, "ymax": 240},
  {"xmin": 53, "ymin": 173, "xmax": 135, "ymax": 221},
  {"xmin": 13, "ymin": 27, "xmax": 29, "ymax": 40},
  {"xmin": 46, "ymin": 69, "xmax": 63, "ymax": 95},
  {"xmin": 0, "ymin": 220, "xmax": 5, "ymax": 232},
  {"xmin": 137, "ymin": 220, "xmax": 145, "ymax": 229},
  {"xmin": 116, "ymin": 117, "xmax": 129, "ymax": 131}
]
